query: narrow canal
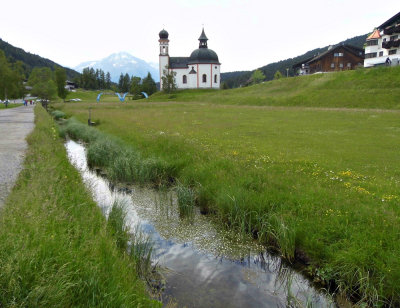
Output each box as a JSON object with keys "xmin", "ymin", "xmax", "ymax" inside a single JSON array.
[{"xmin": 66, "ymin": 140, "xmax": 335, "ymax": 308}]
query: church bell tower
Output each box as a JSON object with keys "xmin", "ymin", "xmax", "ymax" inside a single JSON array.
[{"xmin": 159, "ymin": 29, "xmax": 169, "ymax": 89}]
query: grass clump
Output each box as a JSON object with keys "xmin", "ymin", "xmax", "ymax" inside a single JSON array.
[
  {"xmin": 107, "ymin": 200, "xmax": 130, "ymax": 251},
  {"xmin": 60, "ymin": 117, "xmax": 176, "ymax": 187},
  {"xmin": 106, "ymin": 200, "xmax": 155, "ymax": 279},
  {"xmin": 175, "ymin": 184, "xmax": 196, "ymax": 219},
  {"xmin": 51, "ymin": 110, "xmax": 66, "ymax": 120},
  {"xmin": 0, "ymin": 106, "xmax": 160, "ymax": 307}
]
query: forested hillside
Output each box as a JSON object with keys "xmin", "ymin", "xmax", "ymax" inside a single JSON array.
[
  {"xmin": 221, "ymin": 33, "xmax": 368, "ymax": 88},
  {"xmin": 0, "ymin": 38, "xmax": 80, "ymax": 80}
]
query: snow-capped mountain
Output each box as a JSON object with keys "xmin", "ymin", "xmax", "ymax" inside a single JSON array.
[{"xmin": 74, "ymin": 52, "xmax": 159, "ymax": 82}]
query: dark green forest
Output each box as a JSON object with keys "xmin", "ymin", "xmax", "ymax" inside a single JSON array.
[
  {"xmin": 0, "ymin": 38, "xmax": 80, "ymax": 80},
  {"xmin": 221, "ymin": 33, "xmax": 368, "ymax": 88}
]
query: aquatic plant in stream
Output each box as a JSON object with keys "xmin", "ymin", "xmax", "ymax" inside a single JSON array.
[
  {"xmin": 106, "ymin": 200, "xmax": 156, "ymax": 279},
  {"xmin": 175, "ymin": 184, "xmax": 196, "ymax": 219},
  {"xmin": 107, "ymin": 200, "xmax": 130, "ymax": 251},
  {"xmin": 129, "ymin": 225, "xmax": 155, "ymax": 279}
]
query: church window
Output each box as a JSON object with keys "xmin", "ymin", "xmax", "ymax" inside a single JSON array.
[
  {"xmin": 214, "ymin": 74, "xmax": 217, "ymax": 83},
  {"xmin": 202, "ymin": 74, "xmax": 207, "ymax": 83},
  {"xmin": 183, "ymin": 75, "xmax": 187, "ymax": 84}
]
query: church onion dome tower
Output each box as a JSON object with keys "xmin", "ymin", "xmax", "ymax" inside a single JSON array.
[
  {"xmin": 159, "ymin": 27, "xmax": 221, "ymax": 90},
  {"xmin": 159, "ymin": 29, "xmax": 169, "ymax": 39},
  {"xmin": 188, "ymin": 28, "xmax": 220, "ymax": 64}
]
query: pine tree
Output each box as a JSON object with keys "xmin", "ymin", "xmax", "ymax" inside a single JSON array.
[
  {"xmin": 129, "ymin": 76, "xmax": 142, "ymax": 99},
  {"xmin": 118, "ymin": 73, "xmax": 124, "ymax": 92},
  {"xmin": 122, "ymin": 73, "xmax": 131, "ymax": 92},
  {"xmin": 105, "ymin": 72, "xmax": 111, "ymax": 89},
  {"xmin": 141, "ymin": 72, "xmax": 157, "ymax": 95}
]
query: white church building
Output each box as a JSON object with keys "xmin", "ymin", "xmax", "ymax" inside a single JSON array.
[{"xmin": 159, "ymin": 28, "xmax": 221, "ymax": 89}]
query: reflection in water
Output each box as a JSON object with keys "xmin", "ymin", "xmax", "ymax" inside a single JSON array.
[{"xmin": 66, "ymin": 140, "xmax": 335, "ymax": 308}]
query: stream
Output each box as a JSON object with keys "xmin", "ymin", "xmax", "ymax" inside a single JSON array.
[{"xmin": 65, "ymin": 140, "xmax": 335, "ymax": 307}]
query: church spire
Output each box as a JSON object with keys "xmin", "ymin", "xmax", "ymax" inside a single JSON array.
[{"xmin": 198, "ymin": 28, "xmax": 208, "ymax": 48}]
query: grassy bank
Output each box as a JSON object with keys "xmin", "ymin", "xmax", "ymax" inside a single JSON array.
[
  {"xmin": 0, "ymin": 103, "xmax": 22, "ymax": 109},
  {"xmin": 54, "ymin": 67, "xmax": 400, "ymax": 305},
  {"xmin": 0, "ymin": 106, "xmax": 160, "ymax": 307},
  {"xmin": 150, "ymin": 66, "xmax": 400, "ymax": 109}
]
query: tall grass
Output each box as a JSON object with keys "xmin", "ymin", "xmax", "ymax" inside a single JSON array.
[
  {"xmin": 175, "ymin": 183, "xmax": 195, "ymax": 219},
  {"xmin": 0, "ymin": 106, "xmax": 160, "ymax": 307},
  {"xmin": 106, "ymin": 200, "xmax": 156, "ymax": 279},
  {"xmin": 60, "ymin": 117, "xmax": 177, "ymax": 186}
]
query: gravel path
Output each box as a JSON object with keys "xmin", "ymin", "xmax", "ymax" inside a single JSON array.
[{"xmin": 0, "ymin": 105, "xmax": 35, "ymax": 207}]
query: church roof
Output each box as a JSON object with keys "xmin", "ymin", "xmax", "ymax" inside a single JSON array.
[
  {"xmin": 367, "ymin": 29, "xmax": 381, "ymax": 40},
  {"xmin": 199, "ymin": 28, "xmax": 208, "ymax": 41},
  {"xmin": 189, "ymin": 48, "xmax": 220, "ymax": 64},
  {"xmin": 169, "ymin": 57, "xmax": 189, "ymax": 68},
  {"xmin": 159, "ymin": 29, "xmax": 169, "ymax": 39}
]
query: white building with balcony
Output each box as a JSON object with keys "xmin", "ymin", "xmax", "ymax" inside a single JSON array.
[
  {"xmin": 159, "ymin": 28, "xmax": 221, "ymax": 90},
  {"xmin": 364, "ymin": 12, "xmax": 400, "ymax": 67}
]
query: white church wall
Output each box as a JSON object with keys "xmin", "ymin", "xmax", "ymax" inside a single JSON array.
[
  {"xmin": 172, "ymin": 69, "xmax": 191, "ymax": 89},
  {"xmin": 188, "ymin": 72, "xmax": 197, "ymax": 88},
  {"xmin": 197, "ymin": 64, "xmax": 220, "ymax": 89}
]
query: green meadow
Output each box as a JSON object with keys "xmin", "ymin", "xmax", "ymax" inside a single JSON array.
[
  {"xmin": 55, "ymin": 66, "xmax": 400, "ymax": 305},
  {"xmin": 0, "ymin": 106, "xmax": 160, "ymax": 307},
  {"xmin": 151, "ymin": 65, "xmax": 400, "ymax": 109}
]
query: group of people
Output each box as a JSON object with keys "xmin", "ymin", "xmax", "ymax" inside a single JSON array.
[{"xmin": 23, "ymin": 100, "xmax": 34, "ymax": 106}]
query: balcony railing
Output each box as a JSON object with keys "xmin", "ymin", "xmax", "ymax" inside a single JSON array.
[
  {"xmin": 383, "ymin": 24, "xmax": 400, "ymax": 35},
  {"xmin": 382, "ymin": 39, "xmax": 400, "ymax": 49}
]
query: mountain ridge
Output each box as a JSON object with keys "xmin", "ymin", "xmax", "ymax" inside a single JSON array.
[{"xmin": 0, "ymin": 38, "xmax": 80, "ymax": 80}]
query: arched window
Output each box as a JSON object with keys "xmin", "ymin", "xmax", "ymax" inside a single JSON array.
[
  {"xmin": 202, "ymin": 74, "xmax": 207, "ymax": 83},
  {"xmin": 214, "ymin": 74, "xmax": 217, "ymax": 83},
  {"xmin": 183, "ymin": 75, "xmax": 187, "ymax": 84}
]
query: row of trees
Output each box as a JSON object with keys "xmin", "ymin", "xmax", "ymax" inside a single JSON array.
[
  {"xmin": 0, "ymin": 50, "xmax": 25, "ymax": 100},
  {"xmin": 80, "ymin": 68, "xmax": 112, "ymax": 90},
  {"xmin": 118, "ymin": 72, "xmax": 157, "ymax": 98}
]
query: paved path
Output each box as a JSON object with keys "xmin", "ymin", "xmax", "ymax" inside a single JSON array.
[{"xmin": 0, "ymin": 105, "xmax": 35, "ymax": 207}]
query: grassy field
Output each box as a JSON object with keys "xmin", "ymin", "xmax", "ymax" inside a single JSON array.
[
  {"xmin": 150, "ymin": 65, "xmax": 400, "ymax": 109},
  {"xmin": 54, "ymin": 67, "xmax": 400, "ymax": 305},
  {"xmin": 0, "ymin": 106, "xmax": 160, "ymax": 307}
]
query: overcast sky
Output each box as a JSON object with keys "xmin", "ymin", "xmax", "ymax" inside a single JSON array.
[{"xmin": 1, "ymin": 1, "xmax": 399, "ymax": 72}]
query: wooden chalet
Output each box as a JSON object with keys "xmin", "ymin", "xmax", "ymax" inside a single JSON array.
[{"xmin": 293, "ymin": 44, "xmax": 364, "ymax": 75}]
